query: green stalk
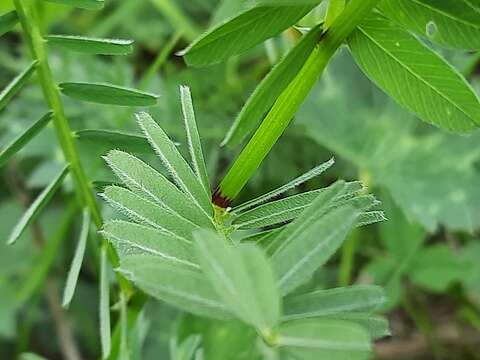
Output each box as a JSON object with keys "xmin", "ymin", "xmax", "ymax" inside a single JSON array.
[
  {"xmin": 325, "ymin": 0, "xmax": 346, "ymax": 28},
  {"xmin": 13, "ymin": 0, "xmax": 131, "ymax": 294},
  {"xmin": 149, "ymin": 0, "xmax": 199, "ymax": 42},
  {"xmin": 216, "ymin": 0, "xmax": 380, "ymax": 204}
]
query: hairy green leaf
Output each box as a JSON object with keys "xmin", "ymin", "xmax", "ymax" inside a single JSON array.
[
  {"xmin": 265, "ymin": 181, "xmax": 349, "ymax": 256},
  {"xmin": 379, "ymin": 0, "xmax": 480, "ymax": 50},
  {"xmin": 328, "ymin": 313, "xmax": 390, "ymax": 339},
  {"xmin": 62, "ymin": 208, "xmax": 90, "ymax": 308},
  {"xmin": 283, "ymin": 285, "xmax": 386, "ymax": 321},
  {"xmin": 45, "ymin": 35, "xmax": 134, "ymax": 55},
  {"xmin": 0, "ymin": 112, "xmax": 52, "ymax": 168},
  {"xmin": 180, "ymin": 85, "xmax": 210, "ymax": 195},
  {"xmin": 279, "ymin": 319, "xmax": 371, "ymax": 360},
  {"xmin": 194, "ymin": 229, "xmax": 280, "ymax": 331},
  {"xmin": 102, "ymin": 185, "xmax": 199, "ymax": 241},
  {"xmin": 272, "ymin": 202, "xmax": 359, "ymax": 295},
  {"xmin": 223, "ymin": 24, "xmax": 324, "ymax": 146},
  {"xmin": 104, "ymin": 150, "xmax": 213, "ymax": 229},
  {"xmin": 118, "ymin": 255, "xmax": 231, "ymax": 319},
  {"xmin": 0, "ymin": 10, "xmax": 18, "ymax": 36},
  {"xmin": 348, "ymin": 14, "xmax": 480, "ymax": 132},
  {"xmin": 59, "ymin": 82, "xmax": 159, "ymax": 106},
  {"xmin": 7, "ymin": 165, "xmax": 68, "ymax": 245},
  {"xmin": 233, "ymin": 158, "xmax": 336, "ymax": 213},
  {"xmin": 136, "ymin": 112, "xmax": 212, "ymax": 216},
  {"xmin": 0, "ymin": 60, "xmax": 37, "ymax": 111},
  {"xmin": 44, "ymin": 0, "xmax": 104, "ymax": 10},
  {"xmin": 76, "ymin": 129, "xmax": 151, "ymax": 154},
  {"xmin": 182, "ymin": 4, "xmax": 317, "ymax": 66},
  {"xmin": 233, "ymin": 182, "xmax": 368, "ymax": 229},
  {"xmin": 102, "ymin": 220, "xmax": 197, "ymax": 268}
]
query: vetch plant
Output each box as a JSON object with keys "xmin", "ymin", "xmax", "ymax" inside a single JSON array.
[
  {"xmin": 101, "ymin": 87, "xmax": 388, "ymax": 358},
  {"xmin": 2, "ymin": 0, "xmax": 479, "ymax": 358}
]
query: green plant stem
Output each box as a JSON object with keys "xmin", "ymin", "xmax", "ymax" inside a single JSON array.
[
  {"xmin": 13, "ymin": 0, "xmax": 131, "ymax": 293},
  {"xmin": 218, "ymin": 0, "xmax": 380, "ymax": 203},
  {"xmin": 149, "ymin": 0, "xmax": 199, "ymax": 42},
  {"xmin": 138, "ymin": 31, "xmax": 182, "ymax": 90},
  {"xmin": 325, "ymin": 0, "xmax": 346, "ymax": 28}
]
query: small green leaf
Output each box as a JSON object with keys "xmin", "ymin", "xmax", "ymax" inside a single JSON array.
[
  {"xmin": 348, "ymin": 14, "xmax": 480, "ymax": 132},
  {"xmin": 180, "ymin": 85, "xmax": 210, "ymax": 195},
  {"xmin": 59, "ymin": 82, "xmax": 159, "ymax": 106},
  {"xmin": 102, "ymin": 220, "xmax": 198, "ymax": 268},
  {"xmin": 194, "ymin": 229, "xmax": 281, "ymax": 331},
  {"xmin": 76, "ymin": 129, "xmax": 151, "ymax": 154},
  {"xmin": 0, "ymin": 112, "xmax": 52, "ymax": 168},
  {"xmin": 45, "ymin": 35, "xmax": 134, "ymax": 55},
  {"xmin": 62, "ymin": 208, "xmax": 90, "ymax": 308},
  {"xmin": 19, "ymin": 353, "xmax": 47, "ymax": 360},
  {"xmin": 265, "ymin": 181, "xmax": 349, "ymax": 256},
  {"xmin": 379, "ymin": 0, "xmax": 480, "ymax": 50},
  {"xmin": 356, "ymin": 211, "xmax": 386, "ymax": 227},
  {"xmin": 104, "ymin": 150, "xmax": 213, "ymax": 229},
  {"xmin": 233, "ymin": 158, "xmax": 336, "ymax": 213},
  {"xmin": 44, "ymin": 0, "xmax": 104, "ymax": 10},
  {"xmin": 136, "ymin": 112, "xmax": 212, "ymax": 216},
  {"xmin": 102, "ymin": 186, "xmax": 200, "ymax": 242},
  {"xmin": 182, "ymin": 4, "xmax": 317, "ymax": 67},
  {"xmin": 100, "ymin": 246, "xmax": 111, "ymax": 359},
  {"xmin": 233, "ymin": 182, "xmax": 368, "ymax": 229},
  {"xmin": 222, "ymin": 24, "xmax": 324, "ymax": 146},
  {"xmin": 118, "ymin": 254, "xmax": 231, "ymax": 319},
  {"xmin": 279, "ymin": 319, "xmax": 371, "ymax": 359},
  {"xmin": 0, "ymin": 60, "xmax": 37, "ymax": 111},
  {"xmin": 0, "ymin": 10, "xmax": 18, "ymax": 36},
  {"xmin": 328, "ymin": 313, "xmax": 390, "ymax": 339},
  {"xmin": 7, "ymin": 165, "xmax": 68, "ymax": 245},
  {"xmin": 283, "ymin": 285, "xmax": 386, "ymax": 321},
  {"xmin": 272, "ymin": 194, "xmax": 359, "ymax": 294}
]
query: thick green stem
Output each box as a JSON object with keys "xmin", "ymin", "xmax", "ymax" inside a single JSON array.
[
  {"xmin": 13, "ymin": 0, "xmax": 131, "ymax": 293},
  {"xmin": 217, "ymin": 0, "xmax": 380, "ymax": 204}
]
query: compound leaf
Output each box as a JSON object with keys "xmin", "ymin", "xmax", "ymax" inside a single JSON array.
[
  {"xmin": 379, "ymin": 0, "xmax": 480, "ymax": 50},
  {"xmin": 233, "ymin": 158, "xmax": 336, "ymax": 213},
  {"xmin": 102, "ymin": 220, "xmax": 198, "ymax": 268},
  {"xmin": 272, "ymin": 200, "xmax": 359, "ymax": 295},
  {"xmin": 119, "ymin": 254, "xmax": 231, "ymax": 319},
  {"xmin": 101, "ymin": 185, "xmax": 199, "ymax": 241},
  {"xmin": 104, "ymin": 150, "xmax": 213, "ymax": 229},
  {"xmin": 194, "ymin": 229, "xmax": 280, "ymax": 330},
  {"xmin": 348, "ymin": 14, "xmax": 480, "ymax": 132},
  {"xmin": 136, "ymin": 112, "xmax": 212, "ymax": 216}
]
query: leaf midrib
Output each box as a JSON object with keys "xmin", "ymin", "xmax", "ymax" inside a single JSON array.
[{"xmin": 356, "ymin": 24, "xmax": 477, "ymax": 124}]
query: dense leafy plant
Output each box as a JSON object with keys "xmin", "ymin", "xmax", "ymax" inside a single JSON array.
[{"xmin": 1, "ymin": 0, "xmax": 480, "ymax": 359}]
